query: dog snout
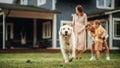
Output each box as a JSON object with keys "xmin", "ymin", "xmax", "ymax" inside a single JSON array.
[{"xmin": 65, "ymin": 31, "xmax": 68, "ymax": 34}]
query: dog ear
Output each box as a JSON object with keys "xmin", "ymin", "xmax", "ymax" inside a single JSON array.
[
  {"xmin": 59, "ymin": 27, "xmax": 62, "ymax": 35},
  {"xmin": 70, "ymin": 26, "xmax": 73, "ymax": 32}
]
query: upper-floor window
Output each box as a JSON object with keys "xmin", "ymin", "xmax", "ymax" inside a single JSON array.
[
  {"xmin": 96, "ymin": 0, "xmax": 114, "ymax": 9},
  {"xmin": 0, "ymin": 0, "xmax": 13, "ymax": 4},
  {"xmin": 20, "ymin": 0, "xmax": 28, "ymax": 5},
  {"xmin": 52, "ymin": 0, "xmax": 57, "ymax": 10},
  {"xmin": 37, "ymin": 0, "xmax": 46, "ymax": 6}
]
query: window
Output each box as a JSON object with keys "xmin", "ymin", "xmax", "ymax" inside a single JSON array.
[
  {"xmin": 0, "ymin": 0, "xmax": 13, "ymax": 4},
  {"xmin": 42, "ymin": 21, "xmax": 51, "ymax": 39},
  {"xmin": 20, "ymin": 0, "xmax": 28, "ymax": 5},
  {"xmin": 97, "ymin": 0, "xmax": 114, "ymax": 9},
  {"xmin": 37, "ymin": 0, "xmax": 46, "ymax": 6},
  {"xmin": 52, "ymin": 0, "xmax": 57, "ymax": 10},
  {"xmin": 61, "ymin": 21, "xmax": 72, "ymax": 26},
  {"xmin": 113, "ymin": 18, "xmax": 120, "ymax": 39}
]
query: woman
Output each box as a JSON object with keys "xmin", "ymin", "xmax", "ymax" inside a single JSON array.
[{"xmin": 71, "ymin": 5, "xmax": 87, "ymax": 59}]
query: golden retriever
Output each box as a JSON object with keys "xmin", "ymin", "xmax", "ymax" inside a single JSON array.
[{"xmin": 59, "ymin": 25, "xmax": 76, "ymax": 63}]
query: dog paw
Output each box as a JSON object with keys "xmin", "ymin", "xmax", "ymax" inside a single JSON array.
[{"xmin": 69, "ymin": 57, "xmax": 73, "ymax": 62}]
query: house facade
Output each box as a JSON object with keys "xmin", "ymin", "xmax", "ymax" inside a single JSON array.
[
  {"xmin": 55, "ymin": 0, "xmax": 120, "ymax": 50},
  {"xmin": 0, "ymin": 0, "xmax": 120, "ymax": 50}
]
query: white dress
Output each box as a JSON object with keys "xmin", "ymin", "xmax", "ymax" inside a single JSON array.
[{"xmin": 72, "ymin": 13, "xmax": 87, "ymax": 51}]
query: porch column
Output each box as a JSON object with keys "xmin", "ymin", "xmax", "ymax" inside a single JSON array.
[
  {"xmin": 109, "ymin": 14, "xmax": 113, "ymax": 49},
  {"xmin": 10, "ymin": 24, "xmax": 14, "ymax": 39},
  {"xmin": 3, "ymin": 12, "xmax": 6, "ymax": 49},
  {"xmin": 5, "ymin": 25, "xmax": 8, "ymax": 40},
  {"xmin": 52, "ymin": 14, "xmax": 57, "ymax": 48},
  {"xmin": 33, "ymin": 19, "xmax": 37, "ymax": 47}
]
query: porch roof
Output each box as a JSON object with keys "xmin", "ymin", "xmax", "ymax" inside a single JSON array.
[
  {"xmin": 88, "ymin": 7, "xmax": 120, "ymax": 18},
  {"xmin": 0, "ymin": 3, "xmax": 60, "ymax": 14}
]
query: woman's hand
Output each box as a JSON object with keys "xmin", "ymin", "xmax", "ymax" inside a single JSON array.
[
  {"xmin": 77, "ymin": 29, "xmax": 84, "ymax": 34},
  {"xmin": 77, "ymin": 31, "xmax": 81, "ymax": 34}
]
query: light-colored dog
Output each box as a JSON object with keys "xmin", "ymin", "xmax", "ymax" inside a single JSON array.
[{"xmin": 59, "ymin": 25, "xmax": 76, "ymax": 63}]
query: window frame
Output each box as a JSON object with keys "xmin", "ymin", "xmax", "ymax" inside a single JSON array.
[
  {"xmin": 20, "ymin": 0, "xmax": 28, "ymax": 5},
  {"xmin": 113, "ymin": 18, "xmax": 120, "ymax": 40},
  {"xmin": 37, "ymin": 0, "xmax": 46, "ymax": 6},
  {"xmin": 96, "ymin": 0, "xmax": 114, "ymax": 9},
  {"xmin": 42, "ymin": 21, "xmax": 51, "ymax": 39},
  {"xmin": 60, "ymin": 20, "xmax": 72, "ymax": 26},
  {"xmin": 0, "ymin": 0, "xmax": 14, "ymax": 4},
  {"xmin": 52, "ymin": 0, "xmax": 57, "ymax": 10}
]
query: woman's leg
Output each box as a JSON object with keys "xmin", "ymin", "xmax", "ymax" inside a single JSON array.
[
  {"xmin": 75, "ymin": 49, "xmax": 79, "ymax": 59},
  {"xmin": 75, "ymin": 38, "xmax": 79, "ymax": 59},
  {"xmin": 79, "ymin": 50, "xmax": 83, "ymax": 59}
]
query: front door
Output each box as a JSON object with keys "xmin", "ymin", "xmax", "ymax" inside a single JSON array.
[{"xmin": 87, "ymin": 19, "xmax": 108, "ymax": 49}]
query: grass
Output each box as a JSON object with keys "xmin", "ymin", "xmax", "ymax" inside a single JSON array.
[{"xmin": 0, "ymin": 52, "xmax": 120, "ymax": 68}]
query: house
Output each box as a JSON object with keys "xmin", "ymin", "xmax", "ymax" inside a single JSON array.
[{"xmin": 0, "ymin": 0, "xmax": 120, "ymax": 50}]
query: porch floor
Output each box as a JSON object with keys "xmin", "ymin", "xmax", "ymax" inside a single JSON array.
[{"xmin": 0, "ymin": 48, "xmax": 60, "ymax": 53}]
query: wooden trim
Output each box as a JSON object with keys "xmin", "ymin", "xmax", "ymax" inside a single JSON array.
[
  {"xmin": 52, "ymin": 14, "xmax": 57, "ymax": 48},
  {"xmin": 4, "ymin": 10, "xmax": 53, "ymax": 19},
  {"xmin": 109, "ymin": 14, "xmax": 113, "ymax": 49},
  {"xmin": 3, "ymin": 12, "xmax": 5, "ymax": 49},
  {"xmin": 105, "ymin": 10, "xmax": 120, "ymax": 15}
]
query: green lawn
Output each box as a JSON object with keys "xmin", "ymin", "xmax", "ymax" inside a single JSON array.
[{"xmin": 0, "ymin": 52, "xmax": 120, "ymax": 68}]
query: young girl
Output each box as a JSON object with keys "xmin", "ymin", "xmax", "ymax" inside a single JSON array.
[{"xmin": 71, "ymin": 5, "xmax": 87, "ymax": 59}]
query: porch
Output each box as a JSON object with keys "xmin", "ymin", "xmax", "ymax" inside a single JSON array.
[
  {"xmin": 0, "ymin": 48, "xmax": 60, "ymax": 53},
  {"xmin": 0, "ymin": 3, "xmax": 59, "ymax": 49}
]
